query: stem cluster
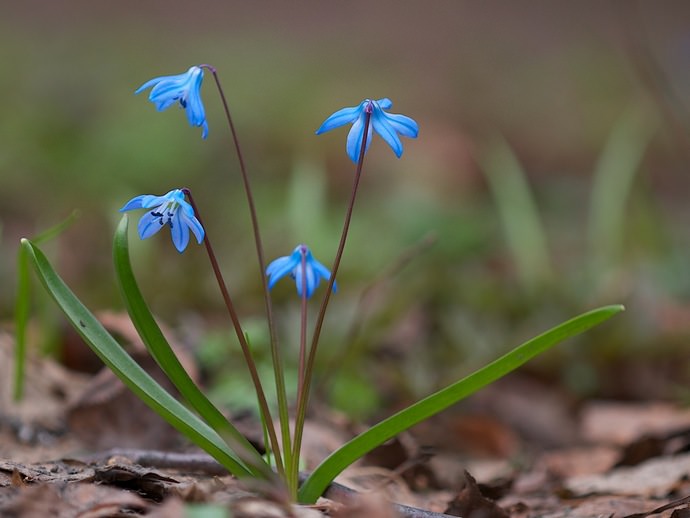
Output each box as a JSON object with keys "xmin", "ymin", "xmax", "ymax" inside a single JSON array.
[{"xmin": 194, "ymin": 68, "xmax": 371, "ymax": 498}]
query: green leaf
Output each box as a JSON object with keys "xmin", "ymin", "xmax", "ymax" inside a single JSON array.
[
  {"xmin": 21, "ymin": 238, "xmax": 254, "ymax": 479},
  {"xmin": 32, "ymin": 210, "xmax": 81, "ymax": 245},
  {"xmin": 479, "ymin": 136, "xmax": 552, "ymax": 290},
  {"xmin": 113, "ymin": 215, "xmax": 270, "ymax": 477},
  {"xmin": 12, "ymin": 245, "xmax": 30, "ymax": 401},
  {"xmin": 298, "ymin": 304, "xmax": 624, "ymax": 503},
  {"xmin": 588, "ymin": 105, "xmax": 656, "ymax": 275},
  {"xmin": 14, "ymin": 210, "xmax": 80, "ymax": 400}
]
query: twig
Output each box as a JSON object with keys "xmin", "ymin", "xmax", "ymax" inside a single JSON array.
[{"xmin": 80, "ymin": 449, "xmax": 459, "ymax": 518}]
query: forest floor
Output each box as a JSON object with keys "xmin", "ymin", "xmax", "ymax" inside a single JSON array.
[{"xmin": 2, "ymin": 329, "xmax": 690, "ymax": 518}]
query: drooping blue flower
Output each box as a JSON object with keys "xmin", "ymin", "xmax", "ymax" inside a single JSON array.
[
  {"xmin": 316, "ymin": 98, "xmax": 418, "ymax": 163},
  {"xmin": 135, "ymin": 66, "xmax": 209, "ymax": 139},
  {"xmin": 120, "ymin": 189, "xmax": 204, "ymax": 253},
  {"xmin": 266, "ymin": 245, "xmax": 335, "ymax": 298}
]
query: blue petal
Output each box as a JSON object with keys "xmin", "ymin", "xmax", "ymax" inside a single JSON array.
[
  {"xmin": 185, "ymin": 92, "xmax": 206, "ymax": 126},
  {"xmin": 138, "ymin": 210, "xmax": 165, "ymax": 240},
  {"xmin": 304, "ymin": 264, "xmax": 320, "ymax": 298},
  {"xmin": 148, "ymin": 81, "xmax": 184, "ymax": 103},
  {"xmin": 136, "ymin": 67, "xmax": 208, "ymax": 138},
  {"xmin": 346, "ymin": 114, "xmax": 372, "ymax": 163},
  {"xmin": 315, "ymin": 105, "xmax": 362, "ymax": 135},
  {"xmin": 294, "ymin": 262, "xmax": 319, "ymax": 298},
  {"xmin": 122, "ymin": 192, "xmax": 175, "ymax": 212},
  {"xmin": 311, "ymin": 258, "xmax": 336, "ymax": 293},
  {"xmin": 168, "ymin": 189, "xmax": 186, "ymax": 204},
  {"xmin": 184, "ymin": 71, "xmax": 206, "ymax": 126},
  {"xmin": 384, "ymin": 112, "xmax": 419, "ymax": 138},
  {"xmin": 180, "ymin": 208, "xmax": 205, "ymax": 244},
  {"xmin": 170, "ymin": 209, "xmax": 190, "ymax": 253},
  {"xmin": 266, "ymin": 256, "xmax": 298, "ymax": 289},
  {"xmin": 266, "ymin": 245, "xmax": 335, "ymax": 298},
  {"xmin": 145, "ymin": 193, "xmax": 176, "ymax": 208},
  {"xmin": 377, "ymin": 98, "xmax": 393, "ymax": 109},
  {"xmin": 154, "ymin": 97, "xmax": 179, "ymax": 112},
  {"xmin": 120, "ymin": 195, "xmax": 147, "ymax": 212},
  {"xmin": 135, "ymin": 76, "xmax": 164, "ymax": 95},
  {"xmin": 294, "ymin": 264, "xmax": 306, "ymax": 297},
  {"xmin": 372, "ymin": 107, "xmax": 404, "ymax": 157}
]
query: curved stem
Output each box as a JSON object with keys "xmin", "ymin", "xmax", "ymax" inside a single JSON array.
[
  {"xmin": 298, "ymin": 252, "xmax": 309, "ymax": 398},
  {"xmin": 202, "ymin": 65, "xmax": 292, "ymax": 473},
  {"xmin": 183, "ymin": 189, "xmax": 284, "ymax": 477},
  {"xmin": 292, "ymin": 108, "xmax": 373, "ymax": 478},
  {"xmin": 287, "ymin": 248, "xmax": 310, "ymax": 497}
]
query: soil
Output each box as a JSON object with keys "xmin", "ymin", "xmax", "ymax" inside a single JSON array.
[{"xmin": 2, "ymin": 330, "xmax": 690, "ymax": 517}]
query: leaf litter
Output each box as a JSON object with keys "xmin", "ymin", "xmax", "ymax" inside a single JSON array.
[{"xmin": 3, "ymin": 325, "xmax": 690, "ymax": 517}]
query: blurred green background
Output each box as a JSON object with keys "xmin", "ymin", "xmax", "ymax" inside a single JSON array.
[{"xmin": 3, "ymin": 1, "xmax": 690, "ymax": 419}]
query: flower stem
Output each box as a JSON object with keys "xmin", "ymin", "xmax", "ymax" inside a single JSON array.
[
  {"xmin": 202, "ymin": 65, "xmax": 293, "ymax": 475},
  {"xmin": 183, "ymin": 189, "xmax": 285, "ymax": 478},
  {"xmin": 287, "ymin": 247, "xmax": 310, "ymax": 498},
  {"xmin": 298, "ymin": 253, "xmax": 308, "ymax": 398},
  {"xmin": 291, "ymin": 107, "xmax": 373, "ymax": 484}
]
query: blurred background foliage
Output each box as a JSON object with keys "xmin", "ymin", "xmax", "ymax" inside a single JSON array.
[{"xmin": 3, "ymin": 1, "xmax": 690, "ymax": 420}]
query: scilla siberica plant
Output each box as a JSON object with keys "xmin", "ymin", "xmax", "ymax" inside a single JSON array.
[{"xmin": 20, "ymin": 63, "xmax": 623, "ymax": 504}]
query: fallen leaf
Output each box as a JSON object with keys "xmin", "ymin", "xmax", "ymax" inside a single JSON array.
[
  {"xmin": 580, "ymin": 402, "xmax": 690, "ymax": 446},
  {"xmin": 444, "ymin": 470, "xmax": 509, "ymax": 518},
  {"xmin": 537, "ymin": 446, "xmax": 619, "ymax": 478},
  {"xmin": 565, "ymin": 452, "xmax": 690, "ymax": 498},
  {"xmin": 0, "ymin": 482, "xmax": 149, "ymax": 517},
  {"xmin": 623, "ymin": 494, "xmax": 690, "ymax": 518},
  {"xmin": 330, "ymin": 491, "xmax": 398, "ymax": 518}
]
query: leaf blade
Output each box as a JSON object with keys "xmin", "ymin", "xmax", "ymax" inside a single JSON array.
[
  {"xmin": 113, "ymin": 215, "xmax": 269, "ymax": 477},
  {"xmin": 21, "ymin": 238, "xmax": 253, "ymax": 478},
  {"xmin": 299, "ymin": 304, "xmax": 624, "ymax": 502}
]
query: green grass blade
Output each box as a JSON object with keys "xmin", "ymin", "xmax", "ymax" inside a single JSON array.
[
  {"xmin": 12, "ymin": 245, "xmax": 31, "ymax": 401},
  {"xmin": 32, "ymin": 210, "xmax": 81, "ymax": 245},
  {"xmin": 21, "ymin": 238, "xmax": 254, "ymax": 478},
  {"xmin": 298, "ymin": 304, "xmax": 624, "ymax": 503},
  {"xmin": 13, "ymin": 210, "xmax": 80, "ymax": 400},
  {"xmin": 480, "ymin": 136, "xmax": 552, "ymax": 290},
  {"xmin": 587, "ymin": 106, "xmax": 656, "ymax": 275},
  {"xmin": 113, "ymin": 216, "xmax": 270, "ymax": 477}
]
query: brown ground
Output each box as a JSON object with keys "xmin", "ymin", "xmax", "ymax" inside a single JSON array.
[{"xmin": 2, "ymin": 328, "xmax": 690, "ymax": 518}]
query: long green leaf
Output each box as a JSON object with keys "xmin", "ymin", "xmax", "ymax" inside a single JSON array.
[
  {"xmin": 480, "ymin": 136, "xmax": 552, "ymax": 290},
  {"xmin": 12, "ymin": 245, "xmax": 30, "ymax": 400},
  {"xmin": 299, "ymin": 304, "xmax": 624, "ymax": 502},
  {"xmin": 588, "ymin": 106, "xmax": 656, "ymax": 275},
  {"xmin": 21, "ymin": 238, "xmax": 253, "ymax": 478},
  {"xmin": 113, "ymin": 216, "xmax": 270, "ymax": 477},
  {"xmin": 13, "ymin": 210, "xmax": 80, "ymax": 400}
]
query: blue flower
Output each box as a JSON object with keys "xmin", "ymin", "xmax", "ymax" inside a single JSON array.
[
  {"xmin": 316, "ymin": 98, "xmax": 418, "ymax": 163},
  {"xmin": 135, "ymin": 66, "xmax": 209, "ymax": 139},
  {"xmin": 266, "ymin": 245, "xmax": 335, "ymax": 298},
  {"xmin": 120, "ymin": 189, "xmax": 204, "ymax": 253}
]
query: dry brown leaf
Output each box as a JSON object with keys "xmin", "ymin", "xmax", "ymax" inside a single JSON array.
[
  {"xmin": 580, "ymin": 402, "xmax": 690, "ymax": 446},
  {"xmin": 444, "ymin": 470, "xmax": 509, "ymax": 518},
  {"xmin": 0, "ymin": 332, "xmax": 90, "ymax": 444},
  {"xmin": 565, "ymin": 452, "xmax": 690, "ymax": 498},
  {"xmin": 544, "ymin": 495, "xmax": 681, "ymax": 518},
  {"xmin": 464, "ymin": 374, "xmax": 579, "ymax": 448},
  {"xmin": 0, "ymin": 482, "xmax": 150, "ymax": 518},
  {"xmin": 330, "ymin": 491, "xmax": 399, "ymax": 518},
  {"xmin": 66, "ymin": 355, "xmax": 183, "ymax": 450},
  {"xmin": 337, "ymin": 465, "xmax": 419, "ymax": 508},
  {"xmin": 537, "ymin": 446, "xmax": 620, "ymax": 478}
]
